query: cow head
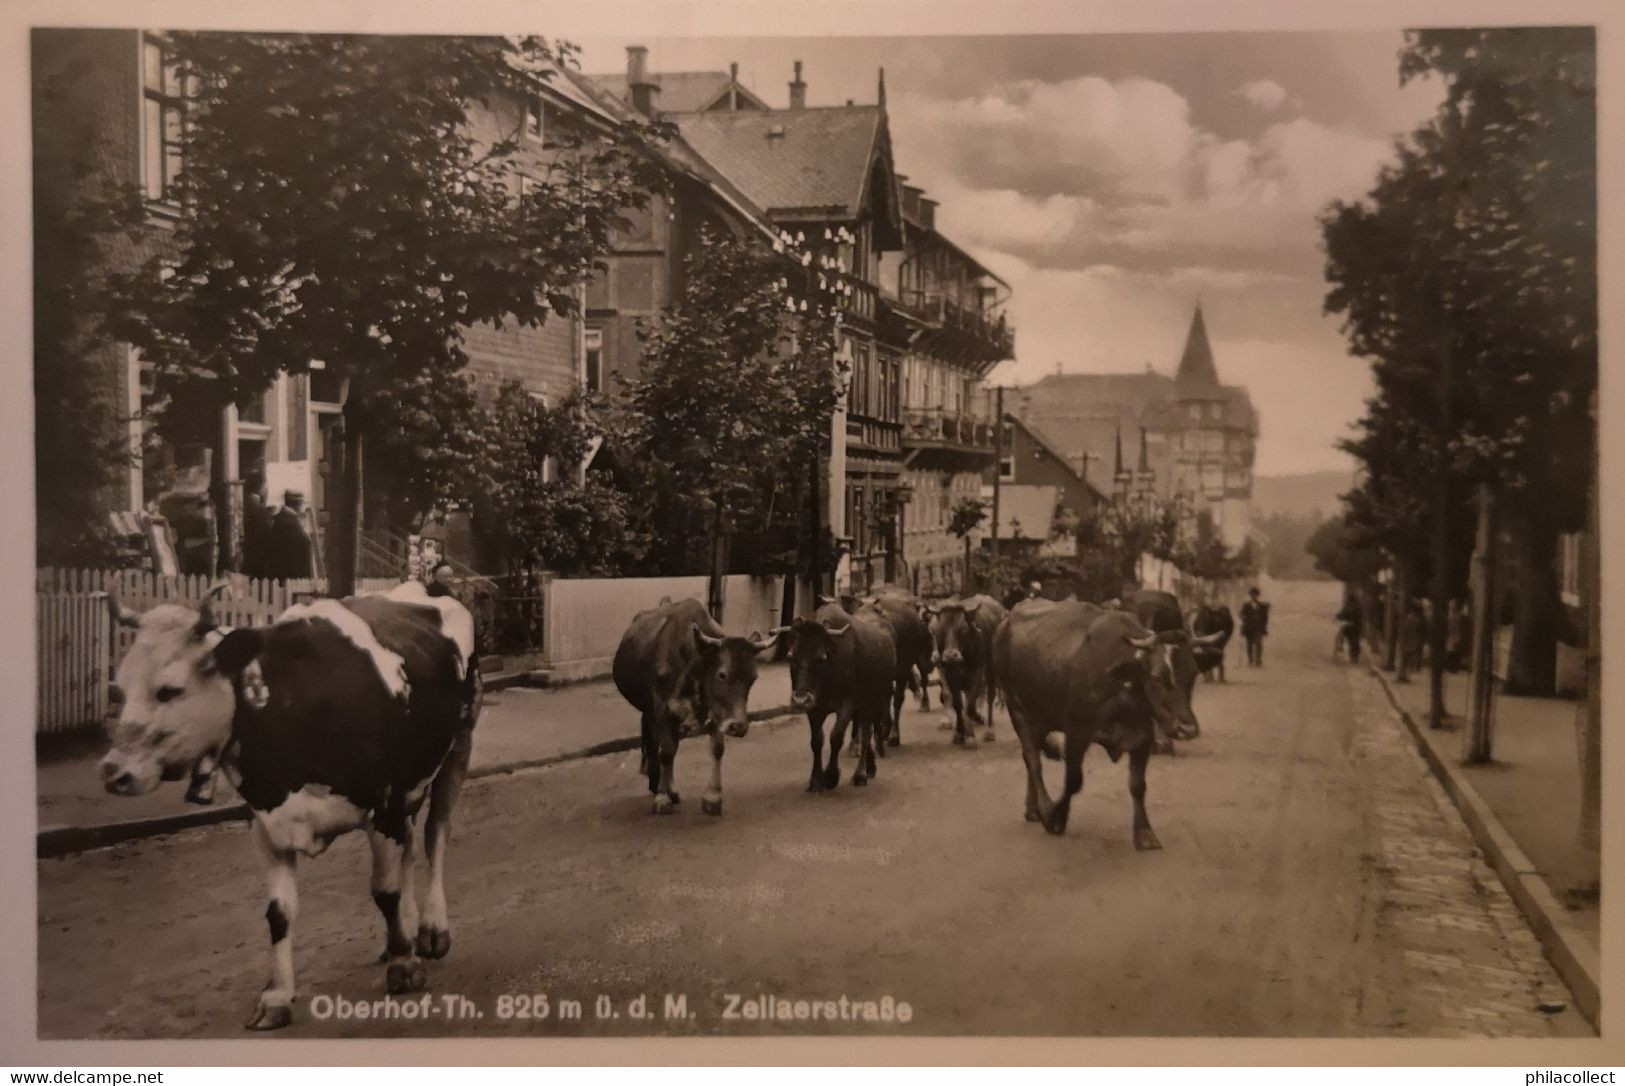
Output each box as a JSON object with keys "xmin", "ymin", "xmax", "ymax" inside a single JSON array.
[
  {"xmin": 1121, "ymin": 629, "xmax": 1200, "ymax": 741},
  {"xmin": 927, "ymin": 600, "xmax": 981, "ymax": 670},
  {"xmin": 99, "ymin": 589, "xmax": 237, "ymax": 798},
  {"xmin": 687, "ymin": 625, "xmax": 779, "ymax": 738},
  {"xmin": 784, "ymin": 617, "xmax": 848, "ymax": 711}
]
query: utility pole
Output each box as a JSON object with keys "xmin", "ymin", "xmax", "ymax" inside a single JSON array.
[
  {"xmin": 1578, "ymin": 390, "xmax": 1600, "ymax": 871},
  {"xmin": 1464, "ymin": 483, "xmax": 1497, "ymax": 763},
  {"xmin": 990, "ymin": 385, "xmax": 1004, "ymax": 561}
]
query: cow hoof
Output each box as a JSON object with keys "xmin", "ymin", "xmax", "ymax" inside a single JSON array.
[
  {"xmin": 245, "ymin": 999, "xmax": 293, "ymax": 1031},
  {"xmin": 1042, "ymin": 812, "xmax": 1069, "ymax": 836},
  {"xmin": 652, "ymin": 794, "xmax": 675, "ymax": 815},
  {"xmin": 701, "ymin": 795, "xmax": 723, "ymax": 816},
  {"xmin": 853, "ymin": 773, "xmax": 868, "ymax": 787},
  {"xmin": 386, "ymin": 959, "xmax": 428, "ymax": 994},
  {"xmin": 952, "ymin": 732, "xmax": 967, "ymax": 746},
  {"xmin": 982, "ymin": 730, "xmax": 996, "ymax": 743},
  {"xmin": 938, "ymin": 716, "xmax": 955, "ymax": 730},
  {"xmin": 415, "ymin": 926, "xmax": 451, "ymax": 960},
  {"xmin": 806, "ymin": 778, "xmax": 822, "ymax": 793},
  {"xmin": 669, "ymin": 791, "xmax": 682, "ymax": 805},
  {"xmin": 1024, "ymin": 809, "xmax": 1041, "ymax": 823},
  {"xmin": 1134, "ymin": 828, "xmax": 1163, "ymax": 851},
  {"xmin": 822, "ymin": 764, "xmax": 841, "ymax": 790}
]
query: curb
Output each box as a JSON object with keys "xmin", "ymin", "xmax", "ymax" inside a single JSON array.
[
  {"xmin": 37, "ymin": 703, "xmax": 799, "ymax": 861},
  {"xmin": 1368, "ymin": 666, "xmax": 1601, "ymax": 1029}
]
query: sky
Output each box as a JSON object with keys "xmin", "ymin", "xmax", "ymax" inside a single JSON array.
[{"xmin": 573, "ymin": 31, "xmax": 1447, "ymax": 477}]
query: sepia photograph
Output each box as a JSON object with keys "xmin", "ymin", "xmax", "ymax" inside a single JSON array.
[{"xmin": 16, "ymin": 0, "xmax": 1608, "ymax": 1058}]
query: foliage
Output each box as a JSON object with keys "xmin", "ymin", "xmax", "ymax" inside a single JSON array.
[
  {"xmin": 947, "ymin": 497, "xmax": 988, "ymax": 540},
  {"xmin": 465, "ymin": 383, "xmax": 648, "ymax": 577},
  {"xmin": 33, "ymin": 65, "xmax": 134, "ymax": 565},
  {"xmin": 1305, "ymin": 514, "xmax": 1385, "ymax": 587},
  {"xmin": 94, "ymin": 33, "xmax": 668, "ymax": 587},
  {"xmin": 614, "ymin": 226, "xmax": 845, "ymax": 576},
  {"xmin": 1254, "ymin": 511, "xmax": 1331, "ymax": 581}
]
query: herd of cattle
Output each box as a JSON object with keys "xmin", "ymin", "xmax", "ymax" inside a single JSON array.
[{"xmin": 89, "ymin": 578, "xmax": 1227, "ymax": 1031}]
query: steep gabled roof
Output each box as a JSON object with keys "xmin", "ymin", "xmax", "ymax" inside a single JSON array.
[
  {"xmin": 670, "ymin": 106, "xmax": 891, "ymax": 221},
  {"xmin": 592, "ymin": 70, "xmax": 772, "ymax": 113},
  {"xmin": 1175, "ymin": 304, "xmax": 1220, "ymax": 388}
]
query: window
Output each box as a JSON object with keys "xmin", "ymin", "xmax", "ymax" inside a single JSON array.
[
  {"xmin": 584, "ymin": 328, "xmax": 604, "ymax": 393},
  {"xmin": 1187, "ymin": 403, "xmax": 1202, "ymax": 422},
  {"xmin": 142, "ymin": 35, "xmax": 188, "ymax": 203},
  {"xmin": 999, "ymin": 458, "xmax": 1015, "ymax": 481},
  {"xmin": 524, "ymin": 95, "xmax": 545, "ymax": 142}
]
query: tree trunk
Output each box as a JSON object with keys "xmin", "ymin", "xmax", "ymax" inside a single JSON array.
[
  {"xmin": 706, "ymin": 504, "xmax": 728, "ymax": 622},
  {"xmin": 963, "ymin": 535, "xmax": 972, "ymax": 595},
  {"xmin": 329, "ymin": 393, "xmax": 366, "ymax": 599},
  {"xmin": 1506, "ymin": 504, "xmax": 1561, "ymax": 696},
  {"xmin": 1394, "ymin": 566, "xmax": 1411, "ymax": 683},
  {"xmin": 1578, "ymin": 401, "xmax": 1600, "ymax": 871},
  {"xmin": 807, "ymin": 452, "xmax": 823, "ymax": 604},
  {"xmin": 1429, "ymin": 315, "xmax": 1453, "ymax": 730},
  {"xmin": 1465, "ymin": 485, "xmax": 1497, "ymax": 764}
]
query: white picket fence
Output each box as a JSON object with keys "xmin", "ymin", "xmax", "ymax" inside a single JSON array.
[{"xmin": 35, "ymin": 568, "xmax": 399, "ymax": 734}]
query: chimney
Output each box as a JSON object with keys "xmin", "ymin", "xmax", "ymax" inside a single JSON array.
[
  {"xmin": 728, "ymin": 61, "xmax": 739, "ymax": 110},
  {"xmin": 789, "ymin": 60, "xmax": 806, "ymax": 110},
  {"xmin": 878, "ymin": 67, "xmax": 887, "ymax": 108},
  {"xmin": 626, "ymin": 45, "xmax": 659, "ymax": 116}
]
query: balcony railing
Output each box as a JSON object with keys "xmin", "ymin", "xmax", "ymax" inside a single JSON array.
[
  {"xmin": 902, "ymin": 407, "xmax": 997, "ymax": 451},
  {"xmin": 895, "ymin": 289, "xmax": 1015, "ymax": 358}
]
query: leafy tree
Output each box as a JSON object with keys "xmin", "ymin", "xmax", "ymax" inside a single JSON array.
[
  {"xmin": 464, "ymin": 383, "xmax": 647, "ymax": 577},
  {"xmin": 96, "ymin": 33, "xmax": 667, "ymax": 594},
  {"xmin": 947, "ymin": 496, "xmax": 987, "ymax": 590},
  {"xmin": 614, "ymin": 227, "xmax": 844, "ymax": 614},
  {"xmin": 1322, "ymin": 28, "xmax": 1594, "ymax": 695}
]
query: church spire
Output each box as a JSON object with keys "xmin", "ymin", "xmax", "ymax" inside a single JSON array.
[{"xmin": 1176, "ymin": 303, "xmax": 1220, "ymax": 387}]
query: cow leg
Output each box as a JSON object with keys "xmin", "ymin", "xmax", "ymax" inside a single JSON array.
[
  {"xmin": 702, "ymin": 727, "xmax": 725, "ymax": 816},
  {"xmin": 1043, "ymin": 729, "xmax": 1086, "ymax": 837},
  {"xmin": 807, "ymin": 711, "xmax": 829, "ymax": 793},
  {"xmin": 641, "ymin": 711, "xmax": 656, "ymax": 789},
  {"xmin": 245, "ymin": 821, "xmax": 298, "ymax": 1031},
  {"xmin": 885, "ymin": 679, "xmax": 905, "ymax": 756},
  {"xmin": 653, "ymin": 725, "xmax": 680, "ymax": 814},
  {"xmin": 822, "ymin": 705, "xmax": 851, "ymax": 790},
  {"xmin": 369, "ymin": 821, "xmax": 426, "ymax": 995},
  {"xmin": 1012, "ymin": 709, "xmax": 1052, "ymax": 825},
  {"xmin": 1129, "ymin": 742, "xmax": 1161, "ymax": 850},
  {"xmin": 418, "ymin": 729, "xmax": 470, "ymax": 960},
  {"xmin": 968, "ymin": 668, "xmax": 995, "ymax": 743},
  {"xmin": 949, "ymin": 681, "xmax": 975, "ymax": 746},
  {"xmin": 852, "ymin": 710, "xmax": 871, "ymax": 786}
]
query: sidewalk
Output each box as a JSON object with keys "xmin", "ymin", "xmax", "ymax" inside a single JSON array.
[
  {"xmin": 1378, "ymin": 668, "xmax": 1599, "ymax": 940},
  {"xmin": 38, "ymin": 662, "xmax": 794, "ymax": 855}
]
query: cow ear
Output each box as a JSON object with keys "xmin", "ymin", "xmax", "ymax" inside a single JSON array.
[
  {"xmin": 1108, "ymin": 657, "xmax": 1146, "ymax": 686},
  {"xmin": 211, "ymin": 628, "xmax": 265, "ymax": 678}
]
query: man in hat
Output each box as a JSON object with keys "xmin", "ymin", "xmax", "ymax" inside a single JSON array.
[
  {"xmin": 1240, "ymin": 585, "xmax": 1270, "ymax": 667},
  {"xmin": 268, "ymin": 489, "xmax": 316, "ymax": 581}
]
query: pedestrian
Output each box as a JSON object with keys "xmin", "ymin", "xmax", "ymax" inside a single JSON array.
[
  {"xmin": 268, "ymin": 489, "xmax": 316, "ymax": 582},
  {"xmin": 1403, "ymin": 600, "xmax": 1427, "ymax": 673},
  {"xmin": 241, "ymin": 471, "xmax": 274, "ymax": 580},
  {"xmin": 426, "ymin": 560, "xmax": 457, "ymax": 598},
  {"xmin": 1335, "ymin": 592, "xmax": 1364, "ymax": 664},
  {"xmin": 1240, "ymin": 585, "xmax": 1270, "ymax": 667}
]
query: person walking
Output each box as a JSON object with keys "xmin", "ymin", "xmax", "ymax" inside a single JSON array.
[
  {"xmin": 1335, "ymin": 592, "xmax": 1364, "ymax": 665},
  {"xmin": 240, "ymin": 471, "xmax": 274, "ymax": 579},
  {"xmin": 1240, "ymin": 585, "xmax": 1270, "ymax": 667}
]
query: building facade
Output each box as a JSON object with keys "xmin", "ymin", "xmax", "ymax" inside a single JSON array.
[{"xmin": 1008, "ymin": 305, "xmax": 1258, "ymax": 551}]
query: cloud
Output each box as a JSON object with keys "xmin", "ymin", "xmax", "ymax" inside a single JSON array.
[{"xmin": 1235, "ymin": 78, "xmax": 1293, "ymax": 113}]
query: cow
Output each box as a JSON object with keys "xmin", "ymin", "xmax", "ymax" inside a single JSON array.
[
  {"xmin": 97, "ymin": 580, "xmax": 480, "ymax": 1031},
  {"xmin": 1191, "ymin": 601, "xmax": 1235, "ymax": 682},
  {"xmin": 611, "ymin": 597, "xmax": 778, "ymax": 817},
  {"xmin": 827, "ymin": 589, "xmax": 933, "ymax": 748},
  {"xmin": 1123, "ymin": 588, "xmax": 1222, "ymax": 746},
  {"xmin": 924, "ymin": 594, "xmax": 1007, "ymax": 746},
  {"xmin": 781, "ymin": 602, "xmax": 897, "ymax": 791},
  {"xmin": 990, "ymin": 599, "xmax": 1195, "ymax": 848}
]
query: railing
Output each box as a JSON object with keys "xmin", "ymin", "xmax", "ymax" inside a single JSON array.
[
  {"xmin": 901, "ymin": 407, "xmax": 996, "ymax": 450},
  {"xmin": 896, "ymin": 289, "xmax": 1014, "ymax": 355}
]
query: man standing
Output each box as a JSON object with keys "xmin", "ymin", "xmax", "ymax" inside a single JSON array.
[
  {"xmin": 241, "ymin": 471, "xmax": 274, "ymax": 579},
  {"xmin": 1335, "ymin": 592, "xmax": 1364, "ymax": 664},
  {"xmin": 268, "ymin": 489, "xmax": 316, "ymax": 581},
  {"xmin": 1240, "ymin": 585, "xmax": 1270, "ymax": 667}
]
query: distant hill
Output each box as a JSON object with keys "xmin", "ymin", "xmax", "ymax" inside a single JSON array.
[{"xmin": 1252, "ymin": 470, "xmax": 1354, "ymax": 522}]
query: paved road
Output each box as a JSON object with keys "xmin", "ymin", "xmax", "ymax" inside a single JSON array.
[{"xmin": 36, "ymin": 584, "xmax": 1588, "ymax": 1039}]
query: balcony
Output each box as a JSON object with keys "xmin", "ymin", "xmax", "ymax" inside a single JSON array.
[
  {"xmin": 901, "ymin": 406, "xmax": 998, "ymax": 471},
  {"xmin": 893, "ymin": 289, "xmax": 1015, "ymax": 368}
]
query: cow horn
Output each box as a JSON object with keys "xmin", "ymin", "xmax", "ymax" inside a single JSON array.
[
  {"xmin": 815, "ymin": 594, "xmax": 835, "ymax": 606},
  {"xmin": 691, "ymin": 622, "xmax": 725, "ymax": 649},
  {"xmin": 194, "ymin": 581, "xmax": 232, "ymax": 634},
  {"xmin": 769, "ymin": 624, "xmax": 793, "ymax": 636},
  {"xmin": 106, "ymin": 593, "xmax": 141, "ymax": 629},
  {"xmin": 1123, "ymin": 631, "xmax": 1158, "ymax": 651},
  {"xmin": 826, "ymin": 623, "xmax": 851, "ymax": 638},
  {"xmin": 750, "ymin": 630, "xmax": 780, "ymax": 653}
]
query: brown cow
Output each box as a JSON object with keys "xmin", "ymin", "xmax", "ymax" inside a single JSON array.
[
  {"xmin": 829, "ymin": 589, "xmax": 934, "ymax": 748},
  {"xmin": 925, "ymin": 594, "xmax": 1007, "ymax": 745},
  {"xmin": 782, "ymin": 602, "xmax": 897, "ymax": 790},
  {"xmin": 612, "ymin": 598, "xmax": 778, "ymax": 816},
  {"xmin": 991, "ymin": 599, "xmax": 1196, "ymax": 848}
]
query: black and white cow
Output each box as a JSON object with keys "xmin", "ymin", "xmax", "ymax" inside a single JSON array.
[{"xmin": 98, "ymin": 580, "xmax": 480, "ymax": 1032}]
